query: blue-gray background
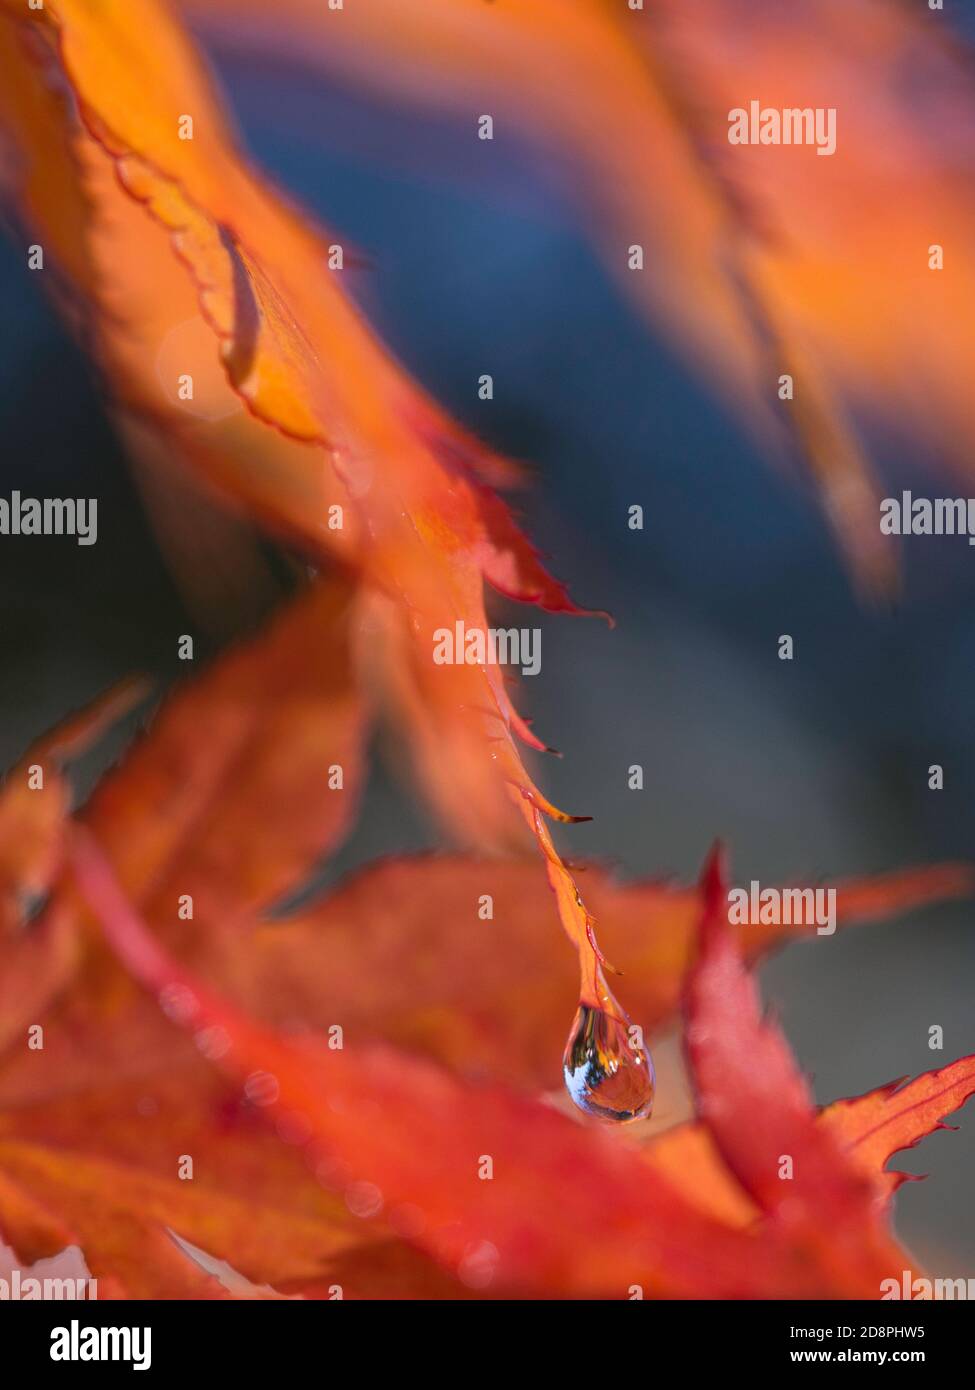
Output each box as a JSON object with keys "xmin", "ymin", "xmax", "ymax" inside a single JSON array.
[{"xmin": 1, "ymin": 10, "xmax": 972, "ymax": 1278}]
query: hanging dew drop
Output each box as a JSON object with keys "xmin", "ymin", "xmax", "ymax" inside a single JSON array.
[{"xmin": 562, "ymin": 1004, "xmax": 655, "ymax": 1122}]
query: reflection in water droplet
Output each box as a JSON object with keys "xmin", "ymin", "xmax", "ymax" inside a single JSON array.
[{"xmin": 562, "ymin": 1004, "xmax": 655, "ymax": 1123}]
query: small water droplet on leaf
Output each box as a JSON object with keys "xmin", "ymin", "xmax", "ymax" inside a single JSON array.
[{"xmin": 562, "ymin": 1004, "xmax": 655, "ymax": 1123}]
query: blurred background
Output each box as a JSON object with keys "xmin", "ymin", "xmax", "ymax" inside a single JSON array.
[{"xmin": 1, "ymin": 2, "xmax": 973, "ymax": 1277}]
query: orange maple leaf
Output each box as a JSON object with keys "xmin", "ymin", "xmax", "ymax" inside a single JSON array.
[
  {"xmin": 0, "ymin": 0, "xmax": 644, "ymax": 1081},
  {"xmin": 0, "ymin": 0, "xmax": 972, "ymax": 1304},
  {"xmin": 0, "ymin": 606, "xmax": 968, "ymax": 1296},
  {"xmin": 186, "ymin": 0, "xmax": 975, "ymax": 593},
  {"xmin": 53, "ymin": 826, "xmax": 972, "ymax": 1299}
]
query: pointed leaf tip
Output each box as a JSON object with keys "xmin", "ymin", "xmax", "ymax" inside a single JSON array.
[{"xmin": 700, "ymin": 842, "xmax": 728, "ymax": 915}]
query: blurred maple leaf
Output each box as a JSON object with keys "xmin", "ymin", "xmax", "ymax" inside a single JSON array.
[
  {"xmin": 0, "ymin": 0, "xmax": 641, "ymax": 1058},
  {"xmin": 0, "ymin": 0, "xmax": 973, "ymax": 1301},
  {"xmin": 0, "ymin": 596, "xmax": 969, "ymax": 1297},
  {"xmin": 32, "ymin": 823, "xmax": 965, "ymax": 1299},
  {"xmin": 184, "ymin": 0, "xmax": 975, "ymax": 594}
]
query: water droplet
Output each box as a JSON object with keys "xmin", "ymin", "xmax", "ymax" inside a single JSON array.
[
  {"xmin": 244, "ymin": 1070, "xmax": 280, "ymax": 1107},
  {"xmin": 457, "ymin": 1240, "xmax": 499, "ymax": 1290},
  {"xmin": 158, "ymin": 983, "xmax": 199, "ymax": 1025},
  {"xmin": 562, "ymin": 1004, "xmax": 655, "ymax": 1123},
  {"xmin": 194, "ymin": 1024, "xmax": 231, "ymax": 1060},
  {"xmin": 345, "ymin": 1181, "xmax": 384, "ymax": 1219}
]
